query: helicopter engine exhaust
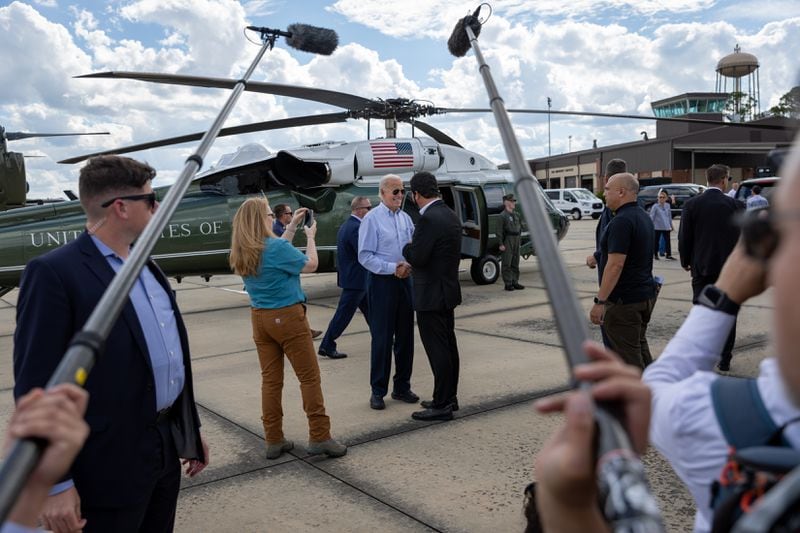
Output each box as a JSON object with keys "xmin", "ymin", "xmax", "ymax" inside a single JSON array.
[{"xmin": 274, "ymin": 151, "xmax": 331, "ymax": 186}]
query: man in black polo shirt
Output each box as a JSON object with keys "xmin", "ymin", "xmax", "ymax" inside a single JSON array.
[{"xmin": 589, "ymin": 172, "xmax": 658, "ymax": 368}]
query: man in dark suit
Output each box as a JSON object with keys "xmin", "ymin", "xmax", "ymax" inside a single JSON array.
[
  {"xmin": 403, "ymin": 171, "xmax": 463, "ymax": 421},
  {"xmin": 679, "ymin": 163, "xmax": 744, "ymax": 371},
  {"xmin": 14, "ymin": 155, "xmax": 208, "ymax": 533},
  {"xmin": 319, "ymin": 196, "xmax": 372, "ymax": 358}
]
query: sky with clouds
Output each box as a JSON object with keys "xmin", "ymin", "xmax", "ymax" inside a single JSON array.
[{"xmin": 2, "ymin": 0, "xmax": 798, "ymax": 197}]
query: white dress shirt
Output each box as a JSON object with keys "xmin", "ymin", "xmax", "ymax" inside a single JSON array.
[{"xmin": 643, "ymin": 306, "xmax": 800, "ymax": 532}]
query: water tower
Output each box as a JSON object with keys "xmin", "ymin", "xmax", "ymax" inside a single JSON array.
[{"xmin": 715, "ymin": 44, "xmax": 760, "ymax": 121}]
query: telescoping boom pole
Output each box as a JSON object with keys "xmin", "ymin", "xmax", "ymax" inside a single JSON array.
[
  {"xmin": 0, "ymin": 24, "xmax": 335, "ymax": 521},
  {"xmin": 448, "ymin": 6, "xmax": 664, "ymax": 531}
]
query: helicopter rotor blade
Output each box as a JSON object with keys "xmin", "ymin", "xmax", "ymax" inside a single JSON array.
[
  {"xmin": 58, "ymin": 112, "xmax": 350, "ymax": 164},
  {"xmin": 404, "ymin": 119, "xmax": 463, "ymax": 148},
  {"xmin": 441, "ymin": 107, "xmax": 794, "ymax": 130},
  {"xmin": 77, "ymin": 71, "xmax": 373, "ymax": 111},
  {"xmin": 5, "ymin": 132, "xmax": 109, "ymax": 141}
]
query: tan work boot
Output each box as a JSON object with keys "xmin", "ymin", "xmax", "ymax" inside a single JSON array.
[
  {"xmin": 265, "ymin": 439, "xmax": 293, "ymax": 460},
  {"xmin": 307, "ymin": 438, "xmax": 347, "ymax": 458}
]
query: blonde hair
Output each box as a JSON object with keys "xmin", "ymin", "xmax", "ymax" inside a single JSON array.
[{"xmin": 229, "ymin": 197, "xmax": 276, "ymax": 277}]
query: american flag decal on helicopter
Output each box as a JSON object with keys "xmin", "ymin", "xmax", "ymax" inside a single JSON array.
[{"xmin": 370, "ymin": 141, "xmax": 414, "ymax": 168}]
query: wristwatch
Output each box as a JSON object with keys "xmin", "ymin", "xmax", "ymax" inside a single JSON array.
[
  {"xmin": 697, "ymin": 285, "xmax": 740, "ymax": 315},
  {"xmin": 593, "ymin": 296, "xmax": 607, "ymax": 305}
]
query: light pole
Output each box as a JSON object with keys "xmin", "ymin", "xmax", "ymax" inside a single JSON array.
[
  {"xmin": 568, "ymin": 135, "xmax": 572, "ymax": 152},
  {"xmin": 547, "ymin": 96, "xmax": 551, "ymax": 157}
]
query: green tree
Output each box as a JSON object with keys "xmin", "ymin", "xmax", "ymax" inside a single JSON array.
[
  {"xmin": 769, "ymin": 86, "xmax": 800, "ymax": 118},
  {"xmin": 725, "ymin": 91, "xmax": 757, "ymax": 122}
]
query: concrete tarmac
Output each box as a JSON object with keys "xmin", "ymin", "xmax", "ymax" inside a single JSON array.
[{"xmin": 0, "ymin": 218, "xmax": 772, "ymax": 532}]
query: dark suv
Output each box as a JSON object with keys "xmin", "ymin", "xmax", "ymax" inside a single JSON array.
[{"xmin": 638, "ymin": 184, "xmax": 706, "ymax": 217}]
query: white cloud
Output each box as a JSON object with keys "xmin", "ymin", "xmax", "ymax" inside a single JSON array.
[
  {"xmin": 718, "ymin": 1, "xmax": 800, "ymax": 22},
  {"xmin": 1, "ymin": 1, "xmax": 797, "ymax": 200},
  {"xmin": 118, "ymin": 0, "xmax": 250, "ymax": 75},
  {"xmin": 327, "ymin": 0, "xmax": 716, "ymax": 39}
]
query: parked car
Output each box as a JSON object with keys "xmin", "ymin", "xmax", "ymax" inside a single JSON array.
[
  {"xmin": 544, "ymin": 188, "xmax": 604, "ymax": 220},
  {"xmin": 735, "ymin": 177, "xmax": 780, "ymax": 203},
  {"xmin": 638, "ymin": 184, "xmax": 706, "ymax": 217}
]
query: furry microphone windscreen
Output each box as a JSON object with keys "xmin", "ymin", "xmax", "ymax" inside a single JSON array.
[
  {"xmin": 447, "ymin": 14, "xmax": 482, "ymax": 57},
  {"xmin": 286, "ymin": 23, "xmax": 339, "ymax": 56}
]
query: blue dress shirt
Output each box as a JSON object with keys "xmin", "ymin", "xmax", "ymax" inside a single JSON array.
[
  {"xmin": 90, "ymin": 236, "xmax": 185, "ymax": 411},
  {"xmin": 358, "ymin": 202, "xmax": 414, "ymax": 275},
  {"xmin": 50, "ymin": 236, "xmax": 186, "ymax": 497}
]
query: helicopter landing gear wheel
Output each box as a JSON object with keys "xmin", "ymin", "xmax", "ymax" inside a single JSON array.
[
  {"xmin": 571, "ymin": 208, "xmax": 582, "ymax": 220},
  {"xmin": 470, "ymin": 255, "xmax": 500, "ymax": 285}
]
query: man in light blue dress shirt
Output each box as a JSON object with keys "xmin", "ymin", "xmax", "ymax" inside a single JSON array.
[
  {"xmin": 358, "ymin": 174, "xmax": 419, "ymax": 410},
  {"xmin": 14, "ymin": 156, "xmax": 207, "ymax": 533}
]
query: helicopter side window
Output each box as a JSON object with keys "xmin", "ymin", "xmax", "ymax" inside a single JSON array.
[
  {"xmin": 458, "ymin": 190, "xmax": 478, "ymax": 224},
  {"xmin": 440, "ymin": 187, "xmax": 456, "ymax": 210}
]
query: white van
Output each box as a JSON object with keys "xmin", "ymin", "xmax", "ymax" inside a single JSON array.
[{"xmin": 544, "ymin": 188, "xmax": 604, "ymax": 220}]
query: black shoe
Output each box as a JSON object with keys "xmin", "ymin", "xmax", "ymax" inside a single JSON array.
[
  {"xmin": 665, "ymin": 256, "xmax": 676, "ymax": 261},
  {"xmin": 391, "ymin": 390, "xmax": 420, "ymax": 403},
  {"xmin": 505, "ymin": 284, "xmax": 515, "ymax": 291},
  {"xmin": 512, "ymin": 283, "xmax": 525, "ymax": 290},
  {"xmin": 717, "ymin": 361, "xmax": 731, "ymax": 372},
  {"xmin": 370, "ymin": 394, "xmax": 385, "ymax": 410},
  {"xmin": 412, "ymin": 406, "xmax": 454, "ymax": 421},
  {"xmin": 311, "ymin": 329, "xmax": 323, "ymax": 339},
  {"xmin": 318, "ymin": 347, "xmax": 348, "ymax": 359},
  {"xmin": 421, "ymin": 399, "xmax": 459, "ymax": 411},
  {"xmin": 654, "ymin": 255, "xmax": 660, "ymax": 260}
]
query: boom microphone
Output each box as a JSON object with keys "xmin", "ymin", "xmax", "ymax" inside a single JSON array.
[
  {"xmin": 445, "ymin": 7, "xmax": 666, "ymax": 532},
  {"xmin": 447, "ymin": 7, "xmax": 482, "ymax": 57},
  {"xmin": 286, "ymin": 23, "xmax": 339, "ymax": 56},
  {"xmin": 245, "ymin": 23, "xmax": 338, "ymax": 55}
]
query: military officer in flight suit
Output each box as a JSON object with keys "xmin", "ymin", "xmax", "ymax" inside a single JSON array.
[{"xmin": 498, "ymin": 193, "xmax": 524, "ymax": 291}]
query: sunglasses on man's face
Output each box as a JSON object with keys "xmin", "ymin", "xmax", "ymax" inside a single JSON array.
[{"xmin": 101, "ymin": 192, "xmax": 157, "ymax": 209}]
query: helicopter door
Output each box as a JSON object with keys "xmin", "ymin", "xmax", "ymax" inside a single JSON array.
[{"xmin": 454, "ymin": 186, "xmax": 482, "ymax": 258}]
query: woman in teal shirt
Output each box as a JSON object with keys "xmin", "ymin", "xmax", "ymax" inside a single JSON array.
[{"xmin": 230, "ymin": 198, "xmax": 346, "ymax": 459}]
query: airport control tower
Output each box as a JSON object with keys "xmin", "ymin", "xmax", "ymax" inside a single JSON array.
[{"xmin": 715, "ymin": 44, "xmax": 760, "ymax": 121}]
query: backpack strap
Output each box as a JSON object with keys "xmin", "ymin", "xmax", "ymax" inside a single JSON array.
[{"xmin": 711, "ymin": 376, "xmax": 787, "ymax": 449}]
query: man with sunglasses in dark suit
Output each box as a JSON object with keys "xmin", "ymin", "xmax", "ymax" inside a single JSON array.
[
  {"xmin": 319, "ymin": 196, "xmax": 372, "ymax": 359},
  {"xmin": 678, "ymin": 163, "xmax": 744, "ymax": 371},
  {"xmin": 14, "ymin": 155, "xmax": 208, "ymax": 533},
  {"xmin": 358, "ymin": 174, "xmax": 418, "ymax": 410},
  {"xmin": 403, "ymin": 172, "xmax": 462, "ymax": 421}
]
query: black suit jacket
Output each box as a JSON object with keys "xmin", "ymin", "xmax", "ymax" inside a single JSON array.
[
  {"xmin": 678, "ymin": 188, "xmax": 743, "ymax": 277},
  {"xmin": 402, "ymin": 200, "xmax": 462, "ymax": 311},
  {"xmin": 336, "ymin": 215, "xmax": 368, "ymax": 290},
  {"xmin": 13, "ymin": 231, "xmax": 204, "ymax": 508}
]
